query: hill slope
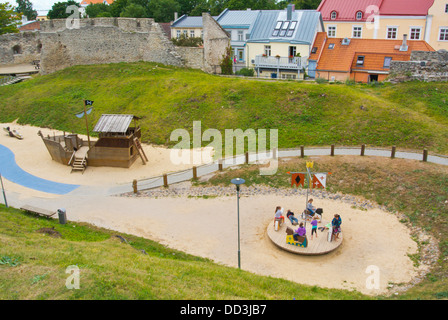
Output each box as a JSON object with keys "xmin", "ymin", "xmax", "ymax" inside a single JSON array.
[{"xmin": 1, "ymin": 62, "xmax": 447, "ymax": 154}]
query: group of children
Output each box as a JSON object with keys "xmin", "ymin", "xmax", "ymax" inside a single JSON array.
[{"xmin": 274, "ymin": 198, "xmax": 341, "ymax": 242}]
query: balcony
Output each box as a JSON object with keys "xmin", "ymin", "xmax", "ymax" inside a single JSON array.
[{"xmin": 253, "ymin": 55, "xmax": 305, "ymax": 70}]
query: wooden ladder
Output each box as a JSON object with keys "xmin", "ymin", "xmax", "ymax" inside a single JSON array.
[
  {"xmin": 133, "ymin": 137, "xmax": 148, "ymax": 165},
  {"xmin": 71, "ymin": 154, "xmax": 88, "ymax": 174}
]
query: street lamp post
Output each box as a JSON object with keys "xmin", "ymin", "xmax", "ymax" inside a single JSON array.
[{"xmin": 231, "ymin": 178, "xmax": 245, "ymax": 269}]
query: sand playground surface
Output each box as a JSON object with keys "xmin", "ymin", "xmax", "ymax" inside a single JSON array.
[{"xmin": 0, "ymin": 122, "xmax": 433, "ymax": 296}]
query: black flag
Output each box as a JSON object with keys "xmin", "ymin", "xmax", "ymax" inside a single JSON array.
[{"xmin": 85, "ymin": 100, "xmax": 94, "ymax": 106}]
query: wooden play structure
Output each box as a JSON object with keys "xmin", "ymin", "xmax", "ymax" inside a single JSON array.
[{"xmin": 39, "ymin": 114, "xmax": 147, "ymax": 172}]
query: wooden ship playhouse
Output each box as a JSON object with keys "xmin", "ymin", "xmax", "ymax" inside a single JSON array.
[{"xmin": 39, "ymin": 114, "xmax": 148, "ymax": 172}]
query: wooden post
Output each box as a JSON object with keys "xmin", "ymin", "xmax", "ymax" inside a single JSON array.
[
  {"xmin": 330, "ymin": 144, "xmax": 335, "ymax": 156},
  {"xmin": 361, "ymin": 144, "xmax": 365, "ymax": 156},
  {"xmin": 132, "ymin": 179, "xmax": 138, "ymax": 194},
  {"xmin": 82, "ymin": 100, "xmax": 91, "ymax": 149},
  {"xmin": 245, "ymin": 152, "xmax": 249, "ymax": 164},
  {"xmin": 391, "ymin": 146, "xmax": 396, "ymax": 159},
  {"xmin": 218, "ymin": 160, "xmax": 223, "ymax": 171},
  {"xmin": 300, "ymin": 146, "xmax": 304, "ymax": 158},
  {"xmin": 163, "ymin": 174, "xmax": 168, "ymax": 187},
  {"xmin": 193, "ymin": 166, "xmax": 197, "ymax": 179},
  {"xmin": 423, "ymin": 149, "xmax": 428, "ymax": 162}
]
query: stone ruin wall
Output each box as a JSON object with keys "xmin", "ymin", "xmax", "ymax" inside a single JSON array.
[
  {"xmin": 0, "ymin": 32, "xmax": 41, "ymax": 65},
  {"xmin": 389, "ymin": 50, "xmax": 448, "ymax": 82},
  {"xmin": 0, "ymin": 14, "xmax": 229, "ymax": 75}
]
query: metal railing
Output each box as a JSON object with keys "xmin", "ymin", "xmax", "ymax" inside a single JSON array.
[
  {"xmin": 0, "ymin": 76, "xmax": 20, "ymax": 86},
  {"xmin": 254, "ymin": 55, "xmax": 305, "ymax": 70}
]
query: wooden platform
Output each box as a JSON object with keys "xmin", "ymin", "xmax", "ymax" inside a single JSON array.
[{"xmin": 267, "ymin": 219, "xmax": 343, "ymax": 256}]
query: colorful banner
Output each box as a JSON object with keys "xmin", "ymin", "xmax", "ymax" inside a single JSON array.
[{"xmin": 312, "ymin": 173, "xmax": 327, "ymax": 189}]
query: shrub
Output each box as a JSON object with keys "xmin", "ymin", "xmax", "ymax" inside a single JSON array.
[{"xmin": 235, "ymin": 68, "xmax": 254, "ymax": 77}]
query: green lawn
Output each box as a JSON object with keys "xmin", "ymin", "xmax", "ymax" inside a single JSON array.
[{"xmin": 1, "ymin": 62, "xmax": 447, "ymax": 154}]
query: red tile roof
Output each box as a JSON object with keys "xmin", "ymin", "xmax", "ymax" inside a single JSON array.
[
  {"xmin": 379, "ymin": 0, "xmax": 434, "ymax": 16},
  {"xmin": 317, "ymin": 0, "xmax": 383, "ymax": 21},
  {"xmin": 311, "ymin": 32, "xmax": 435, "ymax": 72},
  {"xmin": 318, "ymin": 0, "xmax": 434, "ymax": 21},
  {"xmin": 18, "ymin": 21, "xmax": 41, "ymax": 31}
]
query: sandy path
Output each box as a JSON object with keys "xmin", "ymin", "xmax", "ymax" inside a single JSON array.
[{"xmin": 0, "ymin": 123, "xmax": 425, "ymax": 295}]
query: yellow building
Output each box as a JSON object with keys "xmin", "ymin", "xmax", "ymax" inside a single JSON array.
[
  {"xmin": 170, "ymin": 15, "xmax": 204, "ymax": 40},
  {"xmin": 317, "ymin": 0, "xmax": 448, "ymax": 50}
]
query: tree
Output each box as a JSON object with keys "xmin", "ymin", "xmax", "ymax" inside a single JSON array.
[
  {"xmin": 15, "ymin": 0, "xmax": 37, "ymax": 20},
  {"xmin": 147, "ymin": 0, "xmax": 180, "ymax": 22},
  {"xmin": 291, "ymin": 0, "xmax": 321, "ymax": 10},
  {"xmin": 120, "ymin": 3, "xmax": 147, "ymax": 18},
  {"xmin": 47, "ymin": 1, "xmax": 81, "ymax": 19},
  {"xmin": 85, "ymin": 3, "xmax": 111, "ymax": 18},
  {"xmin": 0, "ymin": 2, "xmax": 21, "ymax": 35}
]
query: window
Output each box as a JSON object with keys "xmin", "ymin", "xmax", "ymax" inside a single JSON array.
[
  {"xmin": 356, "ymin": 11, "xmax": 363, "ymax": 20},
  {"xmin": 387, "ymin": 27, "xmax": 398, "ymax": 39},
  {"xmin": 439, "ymin": 28, "xmax": 448, "ymax": 41},
  {"xmin": 176, "ymin": 30, "xmax": 181, "ymax": 38},
  {"xmin": 238, "ymin": 49, "xmax": 244, "ymax": 62},
  {"xmin": 410, "ymin": 27, "xmax": 421, "ymax": 40},
  {"xmin": 356, "ymin": 55, "xmax": 365, "ymax": 66},
  {"xmin": 281, "ymin": 74, "xmax": 296, "ymax": 80},
  {"xmin": 238, "ymin": 30, "xmax": 243, "ymax": 41},
  {"xmin": 272, "ymin": 21, "xmax": 282, "ymax": 36},
  {"xmin": 289, "ymin": 46, "xmax": 297, "ymax": 57},
  {"xmin": 383, "ymin": 57, "xmax": 392, "ymax": 68},
  {"xmin": 352, "ymin": 26, "xmax": 362, "ymax": 38},
  {"xmin": 445, "ymin": 4, "xmax": 448, "ymax": 13},
  {"xmin": 183, "ymin": 30, "xmax": 188, "ymax": 37},
  {"xmin": 279, "ymin": 21, "xmax": 290, "ymax": 37},
  {"xmin": 286, "ymin": 21, "xmax": 297, "ymax": 37},
  {"xmin": 328, "ymin": 26, "xmax": 336, "ymax": 37},
  {"xmin": 190, "ymin": 30, "xmax": 195, "ymax": 38},
  {"xmin": 264, "ymin": 45, "xmax": 271, "ymax": 56},
  {"xmin": 328, "ymin": 43, "xmax": 335, "ymax": 49},
  {"xmin": 311, "ymin": 47, "xmax": 318, "ymax": 54},
  {"xmin": 330, "ymin": 11, "xmax": 337, "ymax": 20}
]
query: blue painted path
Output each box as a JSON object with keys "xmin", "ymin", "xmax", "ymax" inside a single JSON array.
[{"xmin": 0, "ymin": 144, "xmax": 79, "ymax": 195}]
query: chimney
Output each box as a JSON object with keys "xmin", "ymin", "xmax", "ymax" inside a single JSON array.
[
  {"xmin": 287, "ymin": 3, "xmax": 295, "ymax": 21},
  {"xmin": 400, "ymin": 34, "xmax": 408, "ymax": 52},
  {"xmin": 174, "ymin": 12, "xmax": 178, "ymax": 21}
]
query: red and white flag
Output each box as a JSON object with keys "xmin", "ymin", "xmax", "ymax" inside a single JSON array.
[{"xmin": 312, "ymin": 173, "xmax": 327, "ymax": 189}]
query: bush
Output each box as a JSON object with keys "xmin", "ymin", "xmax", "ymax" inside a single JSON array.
[
  {"xmin": 171, "ymin": 34, "xmax": 203, "ymax": 47},
  {"xmin": 235, "ymin": 68, "xmax": 254, "ymax": 77},
  {"xmin": 220, "ymin": 46, "xmax": 233, "ymax": 75}
]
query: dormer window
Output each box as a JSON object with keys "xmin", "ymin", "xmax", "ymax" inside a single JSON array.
[
  {"xmin": 330, "ymin": 11, "xmax": 337, "ymax": 20},
  {"xmin": 356, "ymin": 11, "xmax": 363, "ymax": 20},
  {"xmin": 356, "ymin": 55, "xmax": 365, "ymax": 66}
]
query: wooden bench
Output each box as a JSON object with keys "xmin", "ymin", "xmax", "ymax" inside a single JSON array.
[{"xmin": 21, "ymin": 205, "xmax": 57, "ymax": 218}]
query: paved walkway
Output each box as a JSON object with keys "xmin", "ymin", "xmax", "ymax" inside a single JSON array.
[
  {"xmin": 130, "ymin": 146, "xmax": 448, "ymax": 196},
  {"xmin": 0, "ymin": 144, "xmax": 79, "ymax": 195},
  {"xmin": 1, "ymin": 145, "xmax": 447, "ymax": 200}
]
